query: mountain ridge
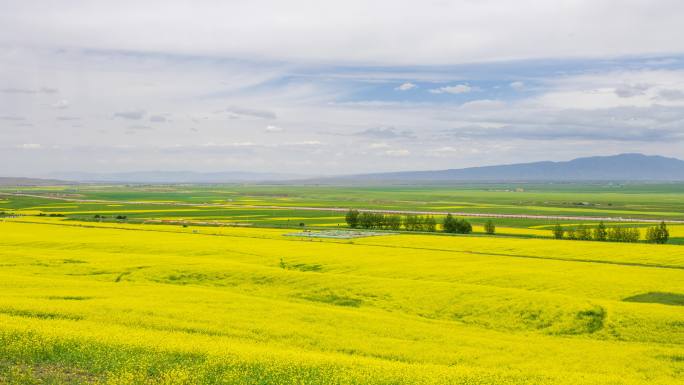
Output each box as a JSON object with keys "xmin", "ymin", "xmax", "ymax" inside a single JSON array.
[
  {"xmin": 321, "ymin": 153, "xmax": 684, "ymax": 183},
  {"xmin": 3, "ymin": 154, "xmax": 684, "ymax": 184}
]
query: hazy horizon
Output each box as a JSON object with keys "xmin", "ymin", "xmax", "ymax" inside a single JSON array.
[
  {"xmin": 3, "ymin": 152, "xmax": 681, "ymax": 182},
  {"xmin": 2, "ymin": 1, "xmax": 684, "ymax": 177}
]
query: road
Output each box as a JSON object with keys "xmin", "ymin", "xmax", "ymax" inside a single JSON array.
[{"xmin": 2, "ymin": 192, "xmax": 684, "ymax": 224}]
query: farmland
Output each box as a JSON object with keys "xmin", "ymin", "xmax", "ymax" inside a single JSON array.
[
  {"xmin": 6, "ymin": 1, "xmax": 684, "ymax": 383},
  {"xmin": 2, "ymin": 183, "xmax": 684, "ymax": 242},
  {"xmin": 0, "ymin": 183, "xmax": 683, "ymax": 384}
]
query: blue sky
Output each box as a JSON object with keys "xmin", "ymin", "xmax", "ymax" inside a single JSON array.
[
  {"xmin": 336, "ymin": 56, "xmax": 684, "ymax": 102},
  {"xmin": 1, "ymin": 0, "xmax": 684, "ymax": 176}
]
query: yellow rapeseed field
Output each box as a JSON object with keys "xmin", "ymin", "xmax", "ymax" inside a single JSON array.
[{"xmin": 0, "ymin": 219, "xmax": 682, "ymax": 384}]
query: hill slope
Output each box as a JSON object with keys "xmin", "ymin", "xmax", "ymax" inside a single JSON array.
[
  {"xmin": 1, "ymin": 219, "xmax": 683, "ymax": 384},
  {"xmin": 338, "ymin": 153, "xmax": 684, "ymax": 182}
]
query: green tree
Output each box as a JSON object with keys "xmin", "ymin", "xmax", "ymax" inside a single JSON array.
[
  {"xmin": 424, "ymin": 216, "xmax": 437, "ymax": 232},
  {"xmin": 415, "ymin": 215, "xmax": 426, "ymax": 231},
  {"xmin": 404, "ymin": 215, "xmax": 419, "ymax": 231},
  {"xmin": 455, "ymin": 219, "xmax": 472, "ymax": 234},
  {"xmin": 345, "ymin": 209, "xmax": 360, "ymax": 228},
  {"xmin": 358, "ymin": 212, "xmax": 373, "ymax": 229},
  {"xmin": 386, "ymin": 214, "xmax": 402, "ymax": 231},
  {"xmin": 372, "ymin": 213, "xmax": 385, "ymax": 229},
  {"xmin": 608, "ymin": 226, "xmax": 639, "ymax": 243},
  {"xmin": 443, "ymin": 214, "xmax": 456, "ymax": 233},
  {"xmin": 576, "ymin": 225, "xmax": 592, "ymax": 241},
  {"xmin": 484, "ymin": 220, "xmax": 495, "ymax": 235},
  {"xmin": 659, "ymin": 221, "xmax": 670, "ymax": 243},
  {"xmin": 646, "ymin": 221, "xmax": 669, "ymax": 244},
  {"xmin": 607, "ymin": 226, "xmax": 624, "ymax": 242},
  {"xmin": 593, "ymin": 221, "xmax": 607, "ymax": 241},
  {"xmin": 552, "ymin": 224, "xmax": 564, "ymax": 239},
  {"xmin": 566, "ymin": 228, "xmax": 576, "ymax": 240},
  {"xmin": 625, "ymin": 227, "xmax": 640, "ymax": 243}
]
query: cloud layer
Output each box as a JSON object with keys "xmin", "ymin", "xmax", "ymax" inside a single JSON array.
[
  {"xmin": 1, "ymin": 1, "xmax": 684, "ymax": 176},
  {"xmin": 3, "ymin": 1, "xmax": 684, "ymax": 65}
]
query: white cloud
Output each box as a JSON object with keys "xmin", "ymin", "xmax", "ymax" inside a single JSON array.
[
  {"xmin": 395, "ymin": 82, "xmax": 416, "ymax": 91},
  {"xmin": 17, "ymin": 143, "xmax": 42, "ymax": 149},
  {"xmin": 1, "ymin": 3, "xmax": 684, "ymax": 175},
  {"xmin": 52, "ymin": 99, "xmax": 70, "ymax": 109},
  {"xmin": 354, "ymin": 126, "xmax": 415, "ymax": 139},
  {"xmin": 225, "ymin": 107, "xmax": 277, "ymax": 120},
  {"xmin": 509, "ymin": 81, "xmax": 524, "ymax": 90},
  {"xmin": 459, "ymin": 99, "xmax": 506, "ymax": 110},
  {"xmin": 114, "ymin": 110, "xmax": 146, "ymax": 120},
  {"xmin": 200, "ymin": 142, "xmax": 257, "ymax": 148},
  {"xmin": 368, "ymin": 142, "xmax": 389, "ymax": 149},
  {"xmin": 433, "ymin": 146, "xmax": 458, "ymax": 153},
  {"xmin": 288, "ymin": 140, "xmax": 322, "ymax": 146},
  {"xmin": 265, "ymin": 124, "xmax": 284, "ymax": 132},
  {"xmin": 659, "ymin": 89, "xmax": 684, "ymax": 101},
  {"xmin": 429, "ymin": 84, "xmax": 472, "ymax": 94},
  {"xmin": 1, "ymin": 87, "xmax": 57, "ymax": 94},
  {"xmin": 3, "ymin": 1, "xmax": 684, "ymax": 65},
  {"xmin": 614, "ymin": 83, "xmax": 651, "ymax": 98},
  {"xmin": 538, "ymin": 69, "xmax": 684, "ymax": 109},
  {"xmin": 385, "ymin": 149, "xmax": 410, "ymax": 156},
  {"xmin": 127, "ymin": 125, "xmax": 153, "ymax": 131},
  {"xmin": 426, "ymin": 146, "xmax": 464, "ymax": 158}
]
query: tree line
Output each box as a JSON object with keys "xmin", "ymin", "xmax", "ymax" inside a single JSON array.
[
  {"xmin": 345, "ymin": 210, "xmax": 437, "ymax": 231},
  {"xmin": 345, "ymin": 210, "xmax": 483, "ymax": 234},
  {"xmin": 552, "ymin": 221, "xmax": 669, "ymax": 244}
]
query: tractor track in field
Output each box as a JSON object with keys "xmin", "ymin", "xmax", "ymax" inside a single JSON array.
[{"xmin": 2, "ymin": 192, "xmax": 684, "ymax": 224}]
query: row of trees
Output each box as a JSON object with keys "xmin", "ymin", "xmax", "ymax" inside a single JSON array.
[
  {"xmin": 646, "ymin": 222, "xmax": 670, "ymax": 244},
  {"xmin": 345, "ymin": 209, "xmax": 477, "ymax": 234},
  {"xmin": 403, "ymin": 214, "xmax": 437, "ymax": 231},
  {"xmin": 552, "ymin": 221, "xmax": 669, "ymax": 244},
  {"xmin": 345, "ymin": 210, "xmax": 437, "ymax": 231},
  {"xmin": 443, "ymin": 213, "xmax": 475, "ymax": 234},
  {"xmin": 93, "ymin": 214, "xmax": 128, "ymax": 221}
]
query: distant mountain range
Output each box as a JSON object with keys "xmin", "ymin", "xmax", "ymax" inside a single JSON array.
[
  {"xmin": 48, "ymin": 171, "xmax": 304, "ymax": 184},
  {"xmin": 3, "ymin": 154, "xmax": 684, "ymax": 185},
  {"xmin": 318, "ymin": 153, "xmax": 684, "ymax": 183},
  {"xmin": 0, "ymin": 177, "xmax": 73, "ymax": 186}
]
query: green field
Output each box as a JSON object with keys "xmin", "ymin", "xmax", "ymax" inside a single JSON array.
[
  {"xmin": 5, "ymin": 183, "xmax": 684, "ymax": 219},
  {"xmin": 2, "ymin": 183, "xmax": 684, "ymax": 242}
]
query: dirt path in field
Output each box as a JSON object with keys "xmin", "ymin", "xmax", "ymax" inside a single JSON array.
[{"xmin": 2, "ymin": 192, "xmax": 684, "ymax": 223}]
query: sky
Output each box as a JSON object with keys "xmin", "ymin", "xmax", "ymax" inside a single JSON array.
[{"xmin": 2, "ymin": 0, "xmax": 684, "ymax": 177}]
